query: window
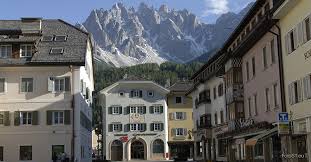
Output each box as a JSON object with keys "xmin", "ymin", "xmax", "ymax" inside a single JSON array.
[
  {"xmin": 214, "ymin": 113, "xmax": 218, "ymax": 125},
  {"xmin": 53, "ymin": 77, "xmax": 70, "ymax": 92},
  {"xmin": 265, "ymin": 88, "xmax": 270, "ymax": 111},
  {"xmin": 50, "ymin": 47, "xmax": 64, "ymax": 54},
  {"xmin": 303, "ymin": 75, "xmax": 311, "ymax": 99},
  {"xmin": 53, "ymin": 111, "xmax": 64, "ymax": 125},
  {"xmin": 0, "ymin": 146, "xmax": 3, "ymax": 161},
  {"xmin": 213, "ymin": 87, "xmax": 217, "ymax": 99},
  {"xmin": 52, "ymin": 145, "xmax": 64, "ymax": 160},
  {"xmin": 21, "ymin": 78, "xmax": 33, "ymax": 92},
  {"xmin": 305, "ymin": 17, "xmax": 311, "ymax": 42},
  {"xmin": 153, "ymin": 106, "xmax": 161, "ymax": 114},
  {"xmin": 218, "ymin": 84, "xmax": 223, "ymax": 97},
  {"xmin": 130, "ymin": 90, "xmax": 142, "ymax": 98},
  {"xmin": 0, "ymin": 78, "xmax": 5, "ymax": 93},
  {"xmin": 254, "ymin": 143, "xmax": 263, "ymax": 156},
  {"xmin": 113, "ymin": 124, "xmax": 121, "ymax": 132},
  {"xmin": 130, "ymin": 123, "xmax": 145, "ymax": 131},
  {"xmin": 220, "ymin": 111, "xmax": 224, "ymax": 124},
  {"xmin": 111, "ymin": 106, "xmax": 122, "ymax": 115},
  {"xmin": 147, "ymin": 91, "xmax": 154, "ymax": 97},
  {"xmin": 273, "ymin": 84, "xmax": 278, "ymax": 108},
  {"xmin": 0, "ymin": 112, "xmax": 3, "ymax": 125},
  {"xmin": 270, "ymin": 39, "xmax": 276, "ymax": 64},
  {"xmin": 246, "ymin": 61, "xmax": 250, "ymax": 81},
  {"xmin": 153, "ymin": 123, "xmax": 162, "ymax": 131},
  {"xmin": 119, "ymin": 91, "xmax": 125, "ymax": 97},
  {"xmin": 21, "ymin": 112, "xmax": 32, "ymax": 125},
  {"xmin": 20, "ymin": 146, "xmax": 32, "ymax": 160},
  {"xmin": 0, "ymin": 45, "xmax": 11, "ymax": 58},
  {"xmin": 41, "ymin": 36, "xmax": 54, "ymax": 42},
  {"xmin": 176, "ymin": 128, "xmax": 186, "ymax": 136},
  {"xmin": 263, "ymin": 46, "xmax": 267, "ymax": 69},
  {"xmin": 136, "ymin": 107, "xmax": 144, "ymax": 114},
  {"xmin": 130, "ymin": 107, "xmax": 136, "ymax": 114},
  {"xmin": 175, "ymin": 112, "xmax": 185, "ymax": 120},
  {"xmin": 153, "ymin": 139, "xmax": 164, "ymax": 153},
  {"xmin": 54, "ymin": 35, "xmax": 67, "ymax": 42},
  {"xmin": 20, "ymin": 44, "xmax": 33, "ymax": 57},
  {"xmin": 289, "ymin": 80, "xmax": 302, "ymax": 105},
  {"xmin": 248, "ymin": 97, "xmax": 252, "ymax": 117},
  {"xmin": 254, "ymin": 94, "xmax": 258, "ymax": 115},
  {"xmin": 287, "ymin": 30, "xmax": 296, "ymax": 54},
  {"xmin": 218, "ymin": 139, "xmax": 227, "ymax": 156},
  {"xmin": 175, "ymin": 96, "xmax": 182, "ymax": 104},
  {"xmin": 252, "ymin": 57, "xmax": 256, "ymax": 77}
]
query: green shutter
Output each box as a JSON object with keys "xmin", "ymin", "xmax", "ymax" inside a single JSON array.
[
  {"xmin": 108, "ymin": 107, "xmax": 112, "ymax": 114},
  {"xmin": 139, "ymin": 90, "xmax": 143, "ymax": 98},
  {"xmin": 125, "ymin": 106, "xmax": 130, "ymax": 115},
  {"xmin": 130, "ymin": 90, "xmax": 133, "ymax": 98},
  {"xmin": 119, "ymin": 124, "xmax": 123, "ymax": 131},
  {"xmin": 119, "ymin": 107, "xmax": 122, "ymax": 114},
  {"xmin": 143, "ymin": 106, "xmax": 146, "ymax": 114},
  {"xmin": 14, "ymin": 111, "xmax": 20, "ymax": 126},
  {"xmin": 124, "ymin": 124, "xmax": 130, "ymax": 132},
  {"xmin": 149, "ymin": 106, "xmax": 154, "ymax": 114},
  {"xmin": 4, "ymin": 111, "xmax": 10, "ymax": 126},
  {"xmin": 32, "ymin": 111, "xmax": 39, "ymax": 125},
  {"xmin": 64, "ymin": 110, "xmax": 71, "ymax": 125},
  {"xmin": 47, "ymin": 111, "xmax": 52, "ymax": 125},
  {"xmin": 150, "ymin": 123, "xmax": 154, "ymax": 131},
  {"xmin": 171, "ymin": 128, "xmax": 175, "ymax": 137},
  {"xmin": 142, "ymin": 123, "xmax": 147, "ymax": 132},
  {"xmin": 108, "ymin": 124, "xmax": 113, "ymax": 132},
  {"xmin": 160, "ymin": 106, "xmax": 164, "ymax": 113},
  {"xmin": 161, "ymin": 123, "xmax": 164, "ymax": 131},
  {"xmin": 65, "ymin": 77, "xmax": 71, "ymax": 92}
]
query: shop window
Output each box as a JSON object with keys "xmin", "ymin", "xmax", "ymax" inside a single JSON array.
[
  {"xmin": 254, "ymin": 143, "xmax": 263, "ymax": 156},
  {"xmin": 153, "ymin": 139, "xmax": 164, "ymax": 153}
]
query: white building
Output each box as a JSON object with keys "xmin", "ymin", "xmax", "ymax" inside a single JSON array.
[
  {"xmin": 0, "ymin": 18, "xmax": 94, "ymax": 162},
  {"xmin": 98, "ymin": 77, "xmax": 170, "ymax": 161}
]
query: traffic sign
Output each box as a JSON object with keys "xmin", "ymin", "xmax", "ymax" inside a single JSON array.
[{"xmin": 278, "ymin": 112, "xmax": 289, "ymax": 123}]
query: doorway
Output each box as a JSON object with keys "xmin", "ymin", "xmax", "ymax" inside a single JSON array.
[
  {"xmin": 111, "ymin": 140, "xmax": 123, "ymax": 161},
  {"xmin": 131, "ymin": 140, "xmax": 145, "ymax": 159}
]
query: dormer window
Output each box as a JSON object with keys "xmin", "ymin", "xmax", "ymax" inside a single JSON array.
[
  {"xmin": 41, "ymin": 36, "xmax": 53, "ymax": 42},
  {"xmin": 54, "ymin": 35, "xmax": 67, "ymax": 42},
  {"xmin": 0, "ymin": 45, "xmax": 12, "ymax": 58},
  {"xmin": 50, "ymin": 47, "xmax": 64, "ymax": 54},
  {"xmin": 20, "ymin": 44, "xmax": 33, "ymax": 57},
  {"xmin": 147, "ymin": 91, "xmax": 154, "ymax": 97}
]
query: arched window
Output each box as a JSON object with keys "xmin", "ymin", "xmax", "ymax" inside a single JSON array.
[{"xmin": 153, "ymin": 139, "xmax": 164, "ymax": 153}]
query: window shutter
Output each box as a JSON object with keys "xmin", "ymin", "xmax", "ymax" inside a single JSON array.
[
  {"xmin": 65, "ymin": 77, "xmax": 71, "ymax": 92},
  {"xmin": 64, "ymin": 110, "xmax": 71, "ymax": 125},
  {"xmin": 4, "ymin": 111, "xmax": 10, "ymax": 126},
  {"xmin": 48, "ymin": 77, "xmax": 54, "ymax": 92},
  {"xmin": 119, "ymin": 107, "xmax": 122, "ymax": 114},
  {"xmin": 108, "ymin": 107, "xmax": 112, "ymax": 114},
  {"xmin": 294, "ymin": 27, "xmax": 299, "ymax": 49},
  {"xmin": 183, "ymin": 128, "xmax": 188, "ymax": 136},
  {"xmin": 160, "ymin": 123, "xmax": 164, "ymax": 131},
  {"xmin": 298, "ymin": 22, "xmax": 304, "ymax": 46},
  {"xmin": 130, "ymin": 90, "xmax": 133, "ymax": 98},
  {"xmin": 119, "ymin": 124, "xmax": 123, "ymax": 131},
  {"xmin": 285, "ymin": 34, "xmax": 290, "ymax": 55},
  {"xmin": 150, "ymin": 123, "xmax": 154, "ymax": 131},
  {"xmin": 182, "ymin": 96, "xmax": 185, "ymax": 104},
  {"xmin": 303, "ymin": 20, "xmax": 308, "ymax": 43},
  {"xmin": 173, "ymin": 112, "xmax": 176, "ymax": 120},
  {"xmin": 171, "ymin": 128, "xmax": 175, "ymax": 137},
  {"xmin": 288, "ymin": 84, "xmax": 293, "ymax": 105},
  {"xmin": 139, "ymin": 90, "xmax": 143, "ymax": 98},
  {"xmin": 14, "ymin": 111, "xmax": 20, "ymax": 126},
  {"xmin": 160, "ymin": 106, "xmax": 163, "ymax": 113},
  {"xmin": 47, "ymin": 111, "xmax": 52, "ymax": 125},
  {"xmin": 143, "ymin": 106, "xmax": 146, "ymax": 114},
  {"xmin": 169, "ymin": 113, "xmax": 173, "ymax": 120},
  {"xmin": 32, "ymin": 111, "xmax": 39, "ymax": 125},
  {"xmin": 149, "ymin": 106, "xmax": 154, "ymax": 114},
  {"xmin": 125, "ymin": 106, "xmax": 130, "ymax": 115},
  {"xmin": 298, "ymin": 79, "xmax": 303, "ymax": 102},
  {"xmin": 183, "ymin": 112, "xmax": 187, "ymax": 120},
  {"xmin": 303, "ymin": 76, "xmax": 309, "ymax": 100},
  {"xmin": 142, "ymin": 123, "xmax": 147, "ymax": 132},
  {"xmin": 108, "ymin": 124, "xmax": 113, "ymax": 132}
]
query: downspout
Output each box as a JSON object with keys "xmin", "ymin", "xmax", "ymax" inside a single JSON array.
[
  {"xmin": 268, "ymin": 24, "xmax": 287, "ymax": 113},
  {"xmin": 70, "ymin": 65, "xmax": 76, "ymax": 161}
]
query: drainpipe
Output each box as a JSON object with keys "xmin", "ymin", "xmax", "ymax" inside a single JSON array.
[
  {"xmin": 70, "ymin": 65, "xmax": 76, "ymax": 161},
  {"xmin": 268, "ymin": 24, "xmax": 287, "ymax": 113}
]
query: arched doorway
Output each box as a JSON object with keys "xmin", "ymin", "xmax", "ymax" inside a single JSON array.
[
  {"xmin": 111, "ymin": 140, "xmax": 123, "ymax": 161},
  {"xmin": 131, "ymin": 140, "xmax": 145, "ymax": 159}
]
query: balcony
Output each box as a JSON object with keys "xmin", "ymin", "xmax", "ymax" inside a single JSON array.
[
  {"xmin": 197, "ymin": 122, "xmax": 212, "ymax": 129},
  {"xmin": 226, "ymin": 84, "xmax": 243, "ymax": 104}
]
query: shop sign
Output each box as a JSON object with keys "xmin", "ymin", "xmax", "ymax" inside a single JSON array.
[
  {"xmin": 278, "ymin": 123, "xmax": 289, "ymax": 134},
  {"xmin": 120, "ymin": 136, "xmax": 128, "ymax": 143}
]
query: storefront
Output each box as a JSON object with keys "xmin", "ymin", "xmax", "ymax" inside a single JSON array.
[{"xmin": 168, "ymin": 141, "xmax": 194, "ymax": 160}]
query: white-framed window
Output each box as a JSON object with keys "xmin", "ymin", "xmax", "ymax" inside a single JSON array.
[
  {"xmin": 305, "ymin": 17, "xmax": 311, "ymax": 42},
  {"xmin": 289, "ymin": 80, "xmax": 303, "ymax": 105},
  {"xmin": 175, "ymin": 112, "xmax": 185, "ymax": 120},
  {"xmin": 153, "ymin": 123, "xmax": 161, "ymax": 131},
  {"xmin": 176, "ymin": 128, "xmax": 186, "ymax": 136},
  {"xmin": 130, "ymin": 106, "xmax": 144, "ymax": 114},
  {"xmin": 52, "ymin": 111, "xmax": 64, "ymax": 125},
  {"xmin": 112, "ymin": 106, "xmax": 121, "ymax": 115},
  {"xmin": 0, "ymin": 112, "xmax": 4, "ymax": 125},
  {"xmin": 286, "ymin": 30, "xmax": 296, "ymax": 54},
  {"xmin": 21, "ymin": 112, "xmax": 32, "ymax": 125},
  {"xmin": 130, "ymin": 123, "xmax": 144, "ymax": 131},
  {"xmin": 0, "ymin": 45, "xmax": 12, "ymax": 58},
  {"xmin": 303, "ymin": 74, "xmax": 311, "ymax": 100},
  {"xmin": 147, "ymin": 91, "xmax": 154, "ymax": 97},
  {"xmin": 49, "ymin": 77, "xmax": 70, "ymax": 92},
  {"xmin": 175, "ymin": 96, "xmax": 182, "ymax": 104},
  {"xmin": 20, "ymin": 44, "xmax": 33, "ymax": 57},
  {"xmin": 41, "ymin": 35, "xmax": 54, "ymax": 42},
  {"xmin": 131, "ymin": 89, "xmax": 142, "ymax": 98},
  {"xmin": 50, "ymin": 47, "xmax": 64, "ymax": 54},
  {"xmin": 112, "ymin": 124, "xmax": 121, "ymax": 132},
  {"xmin": 21, "ymin": 78, "xmax": 33, "ymax": 92},
  {"xmin": 130, "ymin": 107, "xmax": 136, "ymax": 114},
  {"xmin": 153, "ymin": 105, "xmax": 163, "ymax": 114},
  {"xmin": 0, "ymin": 78, "xmax": 6, "ymax": 93},
  {"xmin": 54, "ymin": 78, "xmax": 65, "ymax": 92},
  {"xmin": 54, "ymin": 35, "xmax": 68, "ymax": 42}
]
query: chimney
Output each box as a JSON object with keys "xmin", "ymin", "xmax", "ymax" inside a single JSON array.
[{"xmin": 21, "ymin": 17, "xmax": 42, "ymax": 34}]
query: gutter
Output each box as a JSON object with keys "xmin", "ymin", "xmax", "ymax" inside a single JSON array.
[
  {"xmin": 70, "ymin": 65, "xmax": 76, "ymax": 161},
  {"xmin": 268, "ymin": 24, "xmax": 287, "ymax": 112}
]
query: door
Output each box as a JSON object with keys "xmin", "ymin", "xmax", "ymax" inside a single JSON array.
[
  {"xmin": 111, "ymin": 140, "xmax": 123, "ymax": 161},
  {"xmin": 131, "ymin": 141, "xmax": 145, "ymax": 159},
  {"xmin": 297, "ymin": 137, "xmax": 307, "ymax": 162}
]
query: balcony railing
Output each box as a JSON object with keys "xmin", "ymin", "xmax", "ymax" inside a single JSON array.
[{"xmin": 226, "ymin": 84, "xmax": 244, "ymax": 104}]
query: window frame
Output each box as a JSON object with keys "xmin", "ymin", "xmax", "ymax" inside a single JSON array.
[
  {"xmin": 153, "ymin": 123, "xmax": 161, "ymax": 131},
  {"xmin": 112, "ymin": 106, "xmax": 121, "ymax": 115},
  {"xmin": 147, "ymin": 91, "xmax": 154, "ymax": 97},
  {"xmin": 305, "ymin": 17, "xmax": 311, "ymax": 42},
  {"xmin": 175, "ymin": 96, "xmax": 182, "ymax": 104},
  {"xmin": 130, "ymin": 123, "xmax": 144, "ymax": 131},
  {"xmin": 0, "ymin": 112, "xmax": 4, "ymax": 125},
  {"xmin": 54, "ymin": 35, "xmax": 68, "ymax": 42},
  {"xmin": 175, "ymin": 128, "xmax": 185, "ymax": 136},
  {"xmin": 20, "ymin": 44, "xmax": 33, "ymax": 58},
  {"xmin": 262, "ymin": 46, "xmax": 268, "ymax": 69},
  {"xmin": 0, "ymin": 45, "xmax": 12, "ymax": 58},
  {"xmin": 112, "ymin": 124, "xmax": 121, "ymax": 132},
  {"xmin": 20, "ymin": 77, "xmax": 33, "ymax": 93},
  {"xmin": 20, "ymin": 145, "xmax": 32, "ymax": 161},
  {"xmin": 50, "ymin": 47, "xmax": 64, "ymax": 54},
  {"xmin": 52, "ymin": 111, "xmax": 64, "ymax": 125},
  {"xmin": 0, "ymin": 78, "xmax": 6, "ymax": 94},
  {"xmin": 265, "ymin": 88, "xmax": 270, "ymax": 111},
  {"xmin": 20, "ymin": 112, "xmax": 32, "ymax": 125},
  {"xmin": 154, "ymin": 106, "xmax": 161, "ymax": 114},
  {"xmin": 175, "ymin": 112, "xmax": 184, "ymax": 120}
]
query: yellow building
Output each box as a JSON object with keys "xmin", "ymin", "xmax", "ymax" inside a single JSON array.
[
  {"xmin": 167, "ymin": 82, "xmax": 194, "ymax": 160},
  {"xmin": 274, "ymin": 0, "xmax": 311, "ymax": 161}
]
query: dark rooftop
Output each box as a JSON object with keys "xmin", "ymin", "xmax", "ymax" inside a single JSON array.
[{"xmin": 169, "ymin": 81, "xmax": 193, "ymax": 92}]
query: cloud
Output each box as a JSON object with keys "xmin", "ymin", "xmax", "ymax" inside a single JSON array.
[{"xmin": 202, "ymin": 0, "xmax": 229, "ymax": 16}]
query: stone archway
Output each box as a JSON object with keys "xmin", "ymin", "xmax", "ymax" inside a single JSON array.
[
  {"xmin": 111, "ymin": 140, "xmax": 123, "ymax": 161},
  {"xmin": 127, "ymin": 138, "xmax": 147, "ymax": 160}
]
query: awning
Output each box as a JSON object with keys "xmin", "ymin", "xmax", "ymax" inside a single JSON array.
[
  {"xmin": 233, "ymin": 130, "xmax": 267, "ymax": 139},
  {"xmin": 245, "ymin": 127, "xmax": 278, "ymax": 146}
]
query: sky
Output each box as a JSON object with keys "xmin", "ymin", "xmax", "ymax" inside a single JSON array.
[{"xmin": 0, "ymin": 0, "xmax": 254, "ymax": 24}]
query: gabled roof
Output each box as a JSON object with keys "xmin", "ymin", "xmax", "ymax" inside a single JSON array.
[
  {"xmin": 169, "ymin": 81, "xmax": 193, "ymax": 93},
  {"xmin": 0, "ymin": 19, "xmax": 90, "ymax": 66}
]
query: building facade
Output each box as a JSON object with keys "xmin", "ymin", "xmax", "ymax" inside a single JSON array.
[
  {"xmin": 187, "ymin": 53, "xmax": 227, "ymax": 162},
  {"xmin": 167, "ymin": 82, "xmax": 194, "ymax": 160},
  {"xmin": 0, "ymin": 18, "xmax": 94, "ymax": 162},
  {"xmin": 99, "ymin": 78, "xmax": 169, "ymax": 161},
  {"xmin": 274, "ymin": 0, "xmax": 311, "ymax": 161}
]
